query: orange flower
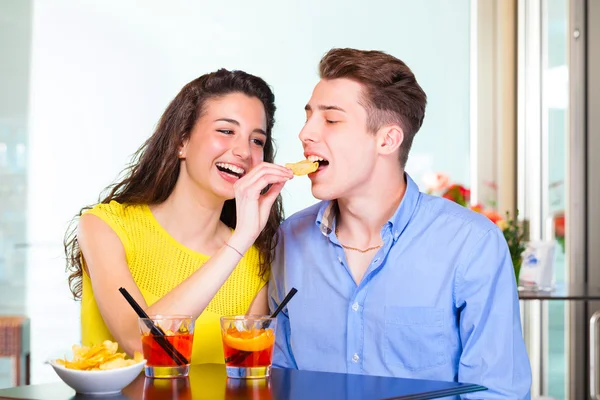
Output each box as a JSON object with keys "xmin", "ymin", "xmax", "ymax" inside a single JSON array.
[
  {"xmin": 554, "ymin": 212, "xmax": 565, "ymax": 238},
  {"xmin": 470, "ymin": 204, "xmax": 484, "ymax": 213},
  {"xmin": 483, "ymin": 210, "xmax": 503, "ymax": 224}
]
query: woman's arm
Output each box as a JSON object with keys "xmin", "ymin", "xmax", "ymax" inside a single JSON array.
[{"xmin": 80, "ymin": 162, "xmax": 291, "ymax": 356}]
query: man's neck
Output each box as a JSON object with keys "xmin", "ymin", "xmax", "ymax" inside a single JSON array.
[{"xmin": 336, "ymin": 171, "xmax": 407, "ymax": 245}]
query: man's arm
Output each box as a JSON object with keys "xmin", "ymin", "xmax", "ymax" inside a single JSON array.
[
  {"xmin": 268, "ymin": 230, "xmax": 298, "ymax": 369},
  {"xmin": 455, "ymin": 228, "xmax": 532, "ymax": 399}
]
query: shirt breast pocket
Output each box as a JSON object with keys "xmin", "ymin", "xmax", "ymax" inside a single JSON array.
[{"xmin": 384, "ymin": 306, "xmax": 448, "ymax": 371}]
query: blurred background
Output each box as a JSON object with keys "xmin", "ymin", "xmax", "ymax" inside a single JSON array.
[{"xmin": 0, "ymin": 1, "xmax": 598, "ymax": 399}]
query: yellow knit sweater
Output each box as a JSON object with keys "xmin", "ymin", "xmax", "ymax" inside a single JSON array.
[{"xmin": 80, "ymin": 201, "xmax": 266, "ymax": 364}]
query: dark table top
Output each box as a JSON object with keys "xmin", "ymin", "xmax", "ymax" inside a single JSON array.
[
  {"xmin": 0, "ymin": 363, "xmax": 486, "ymax": 400},
  {"xmin": 518, "ymin": 283, "xmax": 600, "ymax": 300}
]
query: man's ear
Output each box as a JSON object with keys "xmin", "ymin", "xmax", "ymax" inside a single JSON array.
[{"xmin": 377, "ymin": 125, "xmax": 404, "ymax": 156}]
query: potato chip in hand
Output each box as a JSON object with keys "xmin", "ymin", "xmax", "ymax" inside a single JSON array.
[{"xmin": 55, "ymin": 340, "xmax": 143, "ymax": 371}]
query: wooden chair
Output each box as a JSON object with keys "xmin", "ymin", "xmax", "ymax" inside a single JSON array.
[{"xmin": 0, "ymin": 316, "xmax": 30, "ymax": 386}]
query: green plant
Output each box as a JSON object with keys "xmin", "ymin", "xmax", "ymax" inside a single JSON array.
[{"xmin": 502, "ymin": 211, "xmax": 527, "ymax": 283}]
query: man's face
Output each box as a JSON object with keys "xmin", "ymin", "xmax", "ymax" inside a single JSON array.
[{"xmin": 298, "ymin": 78, "xmax": 379, "ymax": 200}]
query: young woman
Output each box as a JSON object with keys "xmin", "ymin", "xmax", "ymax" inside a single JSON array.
[{"xmin": 64, "ymin": 69, "xmax": 293, "ymax": 364}]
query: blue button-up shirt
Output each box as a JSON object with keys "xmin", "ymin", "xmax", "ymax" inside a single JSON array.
[{"xmin": 269, "ymin": 175, "xmax": 531, "ymax": 399}]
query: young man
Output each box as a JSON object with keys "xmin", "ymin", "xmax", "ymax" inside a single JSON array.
[{"xmin": 269, "ymin": 48, "xmax": 531, "ymax": 398}]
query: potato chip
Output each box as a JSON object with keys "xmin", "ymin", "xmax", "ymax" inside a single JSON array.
[
  {"xmin": 103, "ymin": 340, "xmax": 119, "ymax": 354},
  {"xmin": 56, "ymin": 340, "xmax": 144, "ymax": 371},
  {"xmin": 98, "ymin": 358, "xmax": 135, "ymax": 370},
  {"xmin": 285, "ymin": 160, "xmax": 318, "ymax": 176}
]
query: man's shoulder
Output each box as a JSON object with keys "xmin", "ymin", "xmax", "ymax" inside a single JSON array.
[
  {"xmin": 416, "ymin": 195, "xmax": 509, "ymax": 277},
  {"xmin": 418, "ymin": 193, "xmax": 499, "ymax": 238}
]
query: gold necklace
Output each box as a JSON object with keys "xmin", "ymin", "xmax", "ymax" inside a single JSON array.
[{"xmin": 335, "ymin": 226, "xmax": 383, "ymax": 253}]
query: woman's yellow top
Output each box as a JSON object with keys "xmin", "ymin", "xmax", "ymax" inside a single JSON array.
[{"xmin": 80, "ymin": 201, "xmax": 266, "ymax": 364}]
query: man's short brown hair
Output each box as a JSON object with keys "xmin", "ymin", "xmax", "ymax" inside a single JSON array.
[{"xmin": 319, "ymin": 48, "xmax": 427, "ymax": 168}]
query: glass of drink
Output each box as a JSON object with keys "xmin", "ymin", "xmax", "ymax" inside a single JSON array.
[
  {"xmin": 138, "ymin": 315, "xmax": 194, "ymax": 378},
  {"xmin": 220, "ymin": 315, "xmax": 277, "ymax": 379}
]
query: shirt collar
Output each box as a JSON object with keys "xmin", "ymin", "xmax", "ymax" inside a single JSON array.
[{"xmin": 315, "ymin": 173, "xmax": 421, "ymax": 240}]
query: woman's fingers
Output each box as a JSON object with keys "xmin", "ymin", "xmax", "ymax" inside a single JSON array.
[
  {"xmin": 238, "ymin": 162, "xmax": 293, "ymax": 186},
  {"xmin": 236, "ymin": 173, "xmax": 291, "ymax": 200},
  {"xmin": 258, "ymin": 181, "xmax": 285, "ymax": 209},
  {"xmin": 234, "ymin": 163, "xmax": 293, "ymax": 198}
]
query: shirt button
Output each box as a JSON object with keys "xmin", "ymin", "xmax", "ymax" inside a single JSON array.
[
  {"xmin": 352, "ymin": 353, "xmax": 360, "ymax": 363},
  {"xmin": 373, "ymin": 258, "xmax": 380, "ymax": 264},
  {"xmin": 337, "ymin": 256, "xmax": 343, "ymax": 264},
  {"xmin": 352, "ymin": 302, "xmax": 359, "ymax": 311},
  {"xmin": 394, "ymin": 232, "xmax": 400, "ymax": 239}
]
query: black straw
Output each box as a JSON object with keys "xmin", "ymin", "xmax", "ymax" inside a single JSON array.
[
  {"xmin": 270, "ymin": 288, "xmax": 298, "ymax": 319},
  {"xmin": 118, "ymin": 287, "xmax": 189, "ymax": 366}
]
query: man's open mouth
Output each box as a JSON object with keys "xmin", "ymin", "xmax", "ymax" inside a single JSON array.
[{"xmin": 307, "ymin": 155, "xmax": 329, "ymax": 169}]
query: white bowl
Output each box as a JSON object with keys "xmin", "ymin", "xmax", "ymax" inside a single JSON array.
[{"xmin": 48, "ymin": 358, "xmax": 146, "ymax": 395}]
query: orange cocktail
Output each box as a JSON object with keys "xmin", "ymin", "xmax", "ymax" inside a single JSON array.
[{"xmin": 220, "ymin": 316, "xmax": 277, "ymax": 378}]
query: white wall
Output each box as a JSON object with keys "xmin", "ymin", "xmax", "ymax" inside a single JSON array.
[
  {"xmin": 25, "ymin": 0, "xmax": 470, "ymax": 383},
  {"xmin": 0, "ymin": 0, "xmax": 32, "ymax": 388}
]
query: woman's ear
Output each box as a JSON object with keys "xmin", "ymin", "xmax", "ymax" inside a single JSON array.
[{"xmin": 178, "ymin": 139, "xmax": 188, "ymax": 159}]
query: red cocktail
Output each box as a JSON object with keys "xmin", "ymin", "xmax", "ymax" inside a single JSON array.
[{"xmin": 139, "ymin": 315, "xmax": 194, "ymax": 378}]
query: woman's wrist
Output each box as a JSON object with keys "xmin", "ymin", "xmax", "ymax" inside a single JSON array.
[
  {"xmin": 226, "ymin": 233, "xmax": 254, "ymax": 256},
  {"xmin": 224, "ymin": 242, "xmax": 244, "ymax": 258}
]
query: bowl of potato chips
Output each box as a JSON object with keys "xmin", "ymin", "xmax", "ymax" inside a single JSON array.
[{"xmin": 48, "ymin": 340, "xmax": 145, "ymax": 395}]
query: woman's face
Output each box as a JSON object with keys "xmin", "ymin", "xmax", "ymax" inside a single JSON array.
[{"xmin": 179, "ymin": 92, "xmax": 268, "ymax": 202}]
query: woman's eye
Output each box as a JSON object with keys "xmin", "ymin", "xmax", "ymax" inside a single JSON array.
[
  {"xmin": 217, "ymin": 129, "xmax": 234, "ymax": 135},
  {"xmin": 252, "ymin": 138, "xmax": 265, "ymax": 147}
]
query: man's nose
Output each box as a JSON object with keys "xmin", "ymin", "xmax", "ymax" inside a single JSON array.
[{"xmin": 299, "ymin": 119, "xmax": 319, "ymax": 144}]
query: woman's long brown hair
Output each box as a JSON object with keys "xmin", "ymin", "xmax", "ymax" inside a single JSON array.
[{"xmin": 64, "ymin": 69, "xmax": 283, "ymax": 300}]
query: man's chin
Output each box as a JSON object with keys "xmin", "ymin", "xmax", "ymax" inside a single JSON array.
[{"xmin": 310, "ymin": 185, "xmax": 337, "ymax": 201}]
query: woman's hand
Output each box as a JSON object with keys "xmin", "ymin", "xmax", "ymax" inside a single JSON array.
[{"xmin": 229, "ymin": 162, "xmax": 293, "ymax": 250}]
